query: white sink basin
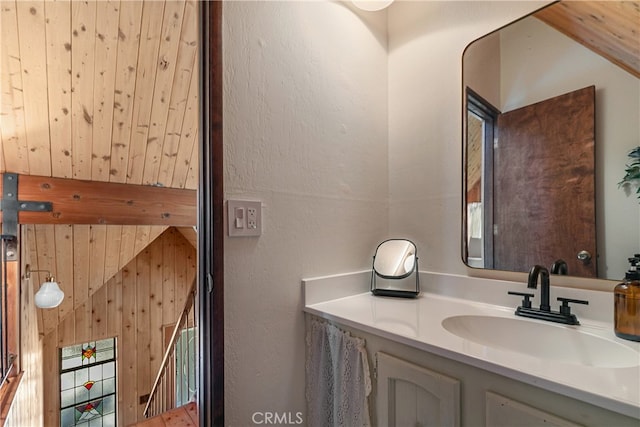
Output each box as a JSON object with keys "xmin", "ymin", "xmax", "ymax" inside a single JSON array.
[{"xmin": 441, "ymin": 315, "xmax": 640, "ymax": 368}]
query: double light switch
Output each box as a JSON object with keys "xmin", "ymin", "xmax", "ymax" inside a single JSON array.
[{"xmin": 227, "ymin": 200, "xmax": 262, "ymax": 237}]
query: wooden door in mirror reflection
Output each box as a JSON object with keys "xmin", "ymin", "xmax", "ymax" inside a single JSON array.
[{"xmin": 494, "ymin": 86, "xmax": 596, "ymax": 277}]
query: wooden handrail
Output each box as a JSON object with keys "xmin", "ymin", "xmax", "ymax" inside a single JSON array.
[{"xmin": 143, "ymin": 279, "xmax": 197, "ymax": 418}]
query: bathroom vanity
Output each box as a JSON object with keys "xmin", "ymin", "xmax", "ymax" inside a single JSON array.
[{"xmin": 303, "ymin": 272, "xmax": 640, "ymax": 426}]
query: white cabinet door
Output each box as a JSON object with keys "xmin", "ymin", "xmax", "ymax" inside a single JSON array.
[
  {"xmin": 486, "ymin": 392, "xmax": 582, "ymax": 427},
  {"xmin": 376, "ymin": 352, "xmax": 460, "ymax": 427}
]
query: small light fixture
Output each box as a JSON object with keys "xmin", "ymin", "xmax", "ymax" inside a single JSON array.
[
  {"xmin": 25, "ymin": 265, "xmax": 64, "ymax": 309},
  {"xmin": 352, "ymin": 0, "xmax": 394, "ymax": 11}
]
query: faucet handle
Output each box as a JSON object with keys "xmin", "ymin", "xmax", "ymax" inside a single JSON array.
[
  {"xmin": 557, "ymin": 297, "xmax": 589, "ymax": 316},
  {"xmin": 508, "ymin": 291, "xmax": 535, "ymax": 309}
]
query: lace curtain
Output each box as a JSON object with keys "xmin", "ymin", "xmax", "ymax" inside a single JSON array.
[{"xmin": 306, "ymin": 317, "xmax": 372, "ymax": 427}]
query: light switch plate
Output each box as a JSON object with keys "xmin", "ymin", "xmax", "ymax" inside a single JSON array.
[{"xmin": 227, "ymin": 200, "xmax": 262, "ymax": 237}]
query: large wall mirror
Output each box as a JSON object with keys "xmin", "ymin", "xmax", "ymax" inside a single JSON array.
[{"xmin": 462, "ymin": 1, "xmax": 639, "ymax": 281}]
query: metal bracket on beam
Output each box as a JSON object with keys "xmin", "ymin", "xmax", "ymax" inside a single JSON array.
[
  {"xmin": 0, "ymin": 173, "xmax": 52, "ymax": 259},
  {"xmin": 0, "ymin": 235, "xmax": 17, "ymax": 262}
]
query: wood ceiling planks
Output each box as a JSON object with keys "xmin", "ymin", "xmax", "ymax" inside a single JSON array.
[
  {"xmin": 45, "ymin": 0, "xmax": 73, "ymax": 178},
  {"xmin": 138, "ymin": 1, "xmax": 186, "ymax": 186},
  {"xmin": 1, "ymin": 1, "xmax": 29, "ymax": 174},
  {"xmin": 92, "ymin": 0, "xmax": 120, "ymax": 182},
  {"xmin": 536, "ymin": 1, "xmax": 640, "ymax": 78},
  {"xmin": 1, "ymin": 0, "xmax": 199, "ymax": 190},
  {"xmin": 168, "ymin": 64, "xmax": 199, "ymax": 189},
  {"xmin": 110, "ymin": 0, "xmax": 142, "ymax": 183},
  {"xmin": 16, "ymin": 1, "xmax": 51, "ymax": 176},
  {"xmin": 71, "ymin": 0, "xmax": 97, "ymax": 180},
  {"xmin": 128, "ymin": 1, "xmax": 167, "ymax": 185},
  {"xmin": 157, "ymin": 0, "xmax": 199, "ymax": 188}
]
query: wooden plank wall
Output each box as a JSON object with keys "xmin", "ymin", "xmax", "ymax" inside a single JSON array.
[
  {"xmin": 176, "ymin": 227, "xmax": 197, "ymax": 249},
  {"xmin": 24, "ymin": 224, "xmax": 167, "ymax": 336},
  {"xmin": 39, "ymin": 227, "xmax": 196, "ymax": 426},
  {"xmin": 3, "ymin": 227, "xmax": 44, "ymax": 427}
]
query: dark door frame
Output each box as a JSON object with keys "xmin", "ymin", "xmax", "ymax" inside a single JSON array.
[
  {"xmin": 199, "ymin": 2, "xmax": 224, "ymax": 426},
  {"xmin": 465, "ymin": 87, "xmax": 500, "ymax": 269}
]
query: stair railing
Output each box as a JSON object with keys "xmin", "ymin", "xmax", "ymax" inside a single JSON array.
[{"xmin": 143, "ymin": 279, "xmax": 198, "ymax": 418}]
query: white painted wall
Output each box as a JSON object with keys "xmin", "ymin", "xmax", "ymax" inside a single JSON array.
[{"xmin": 223, "ymin": 2, "xmax": 389, "ymax": 424}]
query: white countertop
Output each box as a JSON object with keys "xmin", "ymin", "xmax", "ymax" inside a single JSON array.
[{"xmin": 302, "ymin": 271, "xmax": 640, "ymax": 419}]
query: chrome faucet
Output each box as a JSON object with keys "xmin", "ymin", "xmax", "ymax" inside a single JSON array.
[{"xmin": 528, "ymin": 265, "xmax": 550, "ymax": 311}]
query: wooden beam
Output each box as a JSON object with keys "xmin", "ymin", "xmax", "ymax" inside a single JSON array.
[{"xmin": 0, "ymin": 174, "xmax": 196, "ymax": 226}]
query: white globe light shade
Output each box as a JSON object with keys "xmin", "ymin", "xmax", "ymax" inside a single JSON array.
[{"xmin": 35, "ymin": 279, "xmax": 64, "ymax": 308}]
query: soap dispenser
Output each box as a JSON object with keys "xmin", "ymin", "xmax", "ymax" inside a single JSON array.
[{"xmin": 614, "ymin": 255, "xmax": 640, "ymax": 342}]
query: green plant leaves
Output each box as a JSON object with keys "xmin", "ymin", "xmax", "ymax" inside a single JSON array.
[{"xmin": 619, "ymin": 146, "xmax": 640, "ymax": 201}]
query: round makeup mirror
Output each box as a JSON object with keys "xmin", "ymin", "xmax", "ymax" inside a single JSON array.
[
  {"xmin": 371, "ymin": 239, "xmax": 419, "ymax": 298},
  {"xmin": 373, "ymin": 239, "xmax": 417, "ymax": 279}
]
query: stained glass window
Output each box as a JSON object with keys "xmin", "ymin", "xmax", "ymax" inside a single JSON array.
[{"xmin": 60, "ymin": 338, "xmax": 116, "ymax": 427}]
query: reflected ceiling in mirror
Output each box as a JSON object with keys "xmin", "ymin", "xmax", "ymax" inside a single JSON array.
[{"xmin": 462, "ymin": 1, "xmax": 640, "ymax": 281}]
